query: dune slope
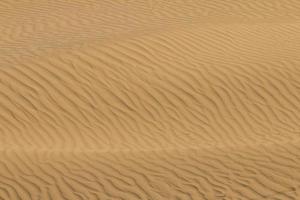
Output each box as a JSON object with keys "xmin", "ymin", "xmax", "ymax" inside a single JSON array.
[{"xmin": 1, "ymin": 0, "xmax": 300, "ymax": 199}]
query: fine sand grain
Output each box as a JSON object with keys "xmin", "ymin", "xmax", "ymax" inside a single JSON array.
[{"xmin": 1, "ymin": 1, "xmax": 300, "ymax": 199}]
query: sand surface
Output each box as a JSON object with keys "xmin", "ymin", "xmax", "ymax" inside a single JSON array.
[{"xmin": 1, "ymin": 1, "xmax": 300, "ymax": 199}]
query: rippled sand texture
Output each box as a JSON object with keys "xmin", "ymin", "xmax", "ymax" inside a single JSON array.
[{"xmin": 1, "ymin": 1, "xmax": 300, "ymax": 200}]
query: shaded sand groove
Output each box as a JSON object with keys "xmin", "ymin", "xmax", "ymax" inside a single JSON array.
[{"xmin": 1, "ymin": 0, "xmax": 300, "ymax": 199}]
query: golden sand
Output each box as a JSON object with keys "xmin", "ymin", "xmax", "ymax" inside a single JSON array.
[{"xmin": 1, "ymin": 1, "xmax": 300, "ymax": 199}]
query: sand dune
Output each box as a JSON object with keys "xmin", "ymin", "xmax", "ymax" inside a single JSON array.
[{"xmin": 1, "ymin": 0, "xmax": 300, "ymax": 199}]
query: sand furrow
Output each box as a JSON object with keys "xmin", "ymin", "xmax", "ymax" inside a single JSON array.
[
  {"xmin": 2, "ymin": 0, "xmax": 300, "ymax": 199},
  {"xmin": 2, "ymin": 22, "xmax": 300, "ymax": 150},
  {"xmin": 1, "ymin": 0, "xmax": 300, "ymax": 59},
  {"xmin": 0, "ymin": 143, "xmax": 300, "ymax": 199}
]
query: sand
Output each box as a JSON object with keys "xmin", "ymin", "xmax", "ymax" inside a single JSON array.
[{"xmin": 1, "ymin": 1, "xmax": 300, "ymax": 199}]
